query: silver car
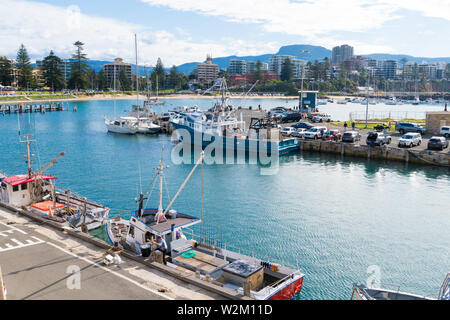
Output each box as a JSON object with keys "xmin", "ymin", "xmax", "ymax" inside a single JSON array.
[{"xmin": 398, "ymin": 133, "xmax": 422, "ymax": 148}]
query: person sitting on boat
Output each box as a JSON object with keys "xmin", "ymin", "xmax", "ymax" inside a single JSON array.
[{"xmin": 152, "ymin": 235, "xmax": 167, "ymax": 265}]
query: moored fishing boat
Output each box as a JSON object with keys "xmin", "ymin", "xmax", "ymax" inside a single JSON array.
[
  {"xmin": 0, "ymin": 135, "xmax": 109, "ymax": 231},
  {"xmin": 106, "ymin": 152, "xmax": 304, "ymax": 300},
  {"xmin": 169, "ymin": 78, "xmax": 299, "ymax": 157},
  {"xmin": 351, "ymin": 273, "xmax": 450, "ymax": 300}
]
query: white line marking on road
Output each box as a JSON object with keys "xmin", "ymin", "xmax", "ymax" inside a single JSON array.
[
  {"xmin": 0, "ymin": 221, "xmax": 27, "ymax": 234},
  {"xmin": 46, "ymin": 242, "xmax": 174, "ymax": 300},
  {"xmin": 0, "ymin": 237, "xmax": 45, "ymax": 252},
  {"xmin": 11, "ymin": 238, "xmax": 25, "ymax": 246}
]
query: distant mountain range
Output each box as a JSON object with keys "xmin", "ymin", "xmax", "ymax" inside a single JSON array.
[{"xmin": 32, "ymin": 44, "xmax": 450, "ymax": 75}]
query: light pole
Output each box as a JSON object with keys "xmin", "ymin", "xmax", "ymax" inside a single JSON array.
[
  {"xmin": 365, "ymin": 74, "xmax": 370, "ymax": 129},
  {"xmin": 299, "ymin": 49, "xmax": 309, "ymax": 112}
]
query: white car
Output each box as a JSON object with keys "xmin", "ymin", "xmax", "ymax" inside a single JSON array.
[
  {"xmin": 440, "ymin": 126, "xmax": 450, "ymax": 138},
  {"xmin": 281, "ymin": 127, "xmax": 296, "ymax": 136},
  {"xmin": 311, "ymin": 114, "xmax": 331, "ymax": 123},
  {"xmin": 304, "ymin": 126, "xmax": 328, "ymax": 139},
  {"xmin": 398, "ymin": 133, "xmax": 422, "ymax": 148}
]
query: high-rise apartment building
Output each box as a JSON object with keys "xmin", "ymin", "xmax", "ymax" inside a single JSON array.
[
  {"xmin": 104, "ymin": 58, "xmax": 132, "ymax": 88},
  {"xmin": 331, "ymin": 44, "xmax": 354, "ymax": 65},
  {"xmin": 228, "ymin": 59, "xmax": 247, "ymax": 74},
  {"xmin": 269, "ymin": 55, "xmax": 303, "ymax": 79},
  {"xmin": 197, "ymin": 55, "xmax": 219, "ymax": 83},
  {"xmin": 246, "ymin": 61, "xmax": 269, "ymax": 73}
]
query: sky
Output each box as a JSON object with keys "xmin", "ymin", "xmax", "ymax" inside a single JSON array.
[{"xmin": 0, "ymin": 0, "xmax": 449, "ymax": 66}]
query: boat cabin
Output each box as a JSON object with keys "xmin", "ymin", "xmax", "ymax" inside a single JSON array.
[
  {"xmin": 124, "ymin": 208, "xmax": 201, "ymax": 252},
  {"xmin": 0, "ymin": 174, "xmax": 56, "ymax": 207}
]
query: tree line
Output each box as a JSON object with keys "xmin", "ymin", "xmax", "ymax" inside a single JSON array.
[{"xmin": 0, "ymin": 42, "xmax": 190, "ymax": 92}]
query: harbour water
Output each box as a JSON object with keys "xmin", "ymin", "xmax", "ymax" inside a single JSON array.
[{"xmin": 0, "ymin": 98, "xmax": 449, "ymax": 299}]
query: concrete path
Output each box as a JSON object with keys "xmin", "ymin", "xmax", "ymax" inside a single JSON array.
[{"xmin": 0, "ymin": 208, "xmax": 223, "ymax": 300}]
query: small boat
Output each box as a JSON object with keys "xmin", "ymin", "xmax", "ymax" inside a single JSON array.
[
  {"xmin": 122, "ymin": 116, "xmax": 160, "ymax": 134},
  {"xmin": 106, "ymin": 153, "xmax": 305, "ymax": 300},
  {"xmin": 105, "ymin": 117, "xmax": 138, "ymax": 134},
  {"xmin": 351, "ymin": 273, "xmax": 450, "ymax": 300}
]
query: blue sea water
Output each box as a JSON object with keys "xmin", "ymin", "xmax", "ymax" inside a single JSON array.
[{"xmin": 0, "ymin": 98, "xmax": 449, "ymax": 300}]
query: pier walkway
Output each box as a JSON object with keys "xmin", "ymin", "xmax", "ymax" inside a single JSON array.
[
  {"xmin": 0, "ymin": 207, "xmax": 224, "ymax": 300},
  {"xmin": 0, "ymin": 103, "xmax": 67, "ymax": 115}
]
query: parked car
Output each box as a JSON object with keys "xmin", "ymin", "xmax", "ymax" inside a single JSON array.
[
  {"xmin": 292, "ymin": 121, "xmax": 313, "ymax": 130},
  {"xmin": 291, "ymin": 128, "xmax": 307, "ymax": 138},
  {"xmin": 280, "ymin": 112, "xmax": 302, "ymax": 123},
  {"xmin": 311, "ymin": 114, "xmax": 331, "ymax": 123},
  {"xmin": 270, "ymin": 106, "xmax": 289, "ymax": 113},
  {"xmin": 395, "ymin": 122, "xmax": 426, "ymax": 135},
  {"xmin": 398, "ymin": 133, "xmax": 422, "ymax": 148},
  {"xmin": 427, "ymin": 136, "xmax": 449, "ymax": 151},
  {"xmin": 342, "ymin": 131, "xmax": 361, "ymax": 143},
  {"xmin": 281, "ymin": 127, "xmax": 297, "ymax": 136},
  {"xmin": 440, "ymin": 126, "xmax": 450, "ymax": 138},
  {"xmin": 366, "ymin": 131, "xmax": 392, "ymax": 146},
  {"xmin": 304, "ymin": 126, "xmax": 327, "ymax": 139},
  {"xmin": 322, "ymin": 129, "xmax": 342, "ymax": 141}
]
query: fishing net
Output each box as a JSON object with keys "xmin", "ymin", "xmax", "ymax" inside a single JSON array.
[{"xmin": 181, "ymin": 250, "xmax": 197, "ymax": 258}]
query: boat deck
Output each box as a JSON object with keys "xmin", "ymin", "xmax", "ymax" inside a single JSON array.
[
  {"xmin": 173, "ymin": 249, "xmax": 229, "ymax": 274},
  {"xmin": 138, "ymin": 209, "xmax": 201, "ymax": 235}
]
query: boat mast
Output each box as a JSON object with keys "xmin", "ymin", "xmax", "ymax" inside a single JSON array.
[
  {"xmin": 135, "ymin": 33, "xmax": 139, "ymax": 120},
  {"xmin": 113, "ymin": 64, "xmax": 116, "ymax": 120}
]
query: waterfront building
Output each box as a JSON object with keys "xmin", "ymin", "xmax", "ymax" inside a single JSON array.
[
  {"xmin": 104, "ymin": 58, "xmax": 132, "ymax": 88},
  {"xmin": 246, "ymin": 61, "xmax": 269, "ymax": 73},
  {"xmin": 418, "ymin": 63, "xmax": 438, "ymax": 80},
  {"xmin": 332, "ymin": 44, "xmax": 354, "ymax": 65},
  {"xmin": 228, "ymin": 59, "xmax": 247, "ymax": 74},
  {"xmin": 196, "ymin": 55, "xmax": 218, "ymax": 83},
  {"xmin": 380, "ymin": 60, "xmax": 398, "ymax": 79},
  {"xmin": 36, "ymin": 58, "xmax": 74, "ymax": 83},
  {"xmin": 269, "ymin": 55, "xmax": 303, "ymax": 79}
]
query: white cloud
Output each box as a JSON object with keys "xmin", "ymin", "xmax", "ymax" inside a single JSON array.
[
  {"xmin": 141, "ymin": 0, "xmax": 450, "ymax": 47},
  {"xmin": 0, "ymin": 0, "xmax": 279, "ymax": 66}
]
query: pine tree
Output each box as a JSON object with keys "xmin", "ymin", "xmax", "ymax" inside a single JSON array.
[
  {"xmin": 42, "ymin": 51, "xmax": 65, "ymax": 91},
  {"xmin": 254, "ymin": 60, "xmax": 264, "ymax": 82},
  {"xmin": 118, "ymin": 68, "xmax": 132, "ymax": 91},
  {"xmin": 168, "ymin": 65, "xmax": 178, "ymax": 88},
  {"xmin": 0, "ymin": 57, "xmax": 13, "ymax": 86},
  {"xmin": 151, "ymin": 58, "xmax": 165, "ymax": 90},
  {"xmin": 280, "ymin": 57, "xmax": 293, "ymax": 82},
  {"xmin": 68, "ymin": 41, "xmax": 89, "ymax": 90},
  {"xmin": 16, "ymin": 44, "xmax": 34, "ymax": 89}
]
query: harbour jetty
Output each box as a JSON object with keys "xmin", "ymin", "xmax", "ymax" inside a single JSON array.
[{"xmin": 0, "ymin": 103, "xmax": 68, "ymax": 115}]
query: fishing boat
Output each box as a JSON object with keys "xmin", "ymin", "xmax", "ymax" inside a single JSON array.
[
  {"xmin": 106, "ymin": 152, "xmax": 305, "ymax": 300},
  {"xmin": 351, "ymin": 273, "xmax": 450, "ymax": 300},
  {"xmin": 0, "ymin": 134, "xmax": 109, "ymax": 231},
  {"xmin": 169, "ymin": 78, "xmax": 299, "ymax": 157}
]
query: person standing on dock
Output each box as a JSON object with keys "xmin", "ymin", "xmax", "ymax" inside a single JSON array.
[
  {"xmin": 344, "ymin": 122, "xmax": 348, "ymax": 131},
  {"xmin": 445, "ymin": 103, "xmax": 448, "ymax": 112}
]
